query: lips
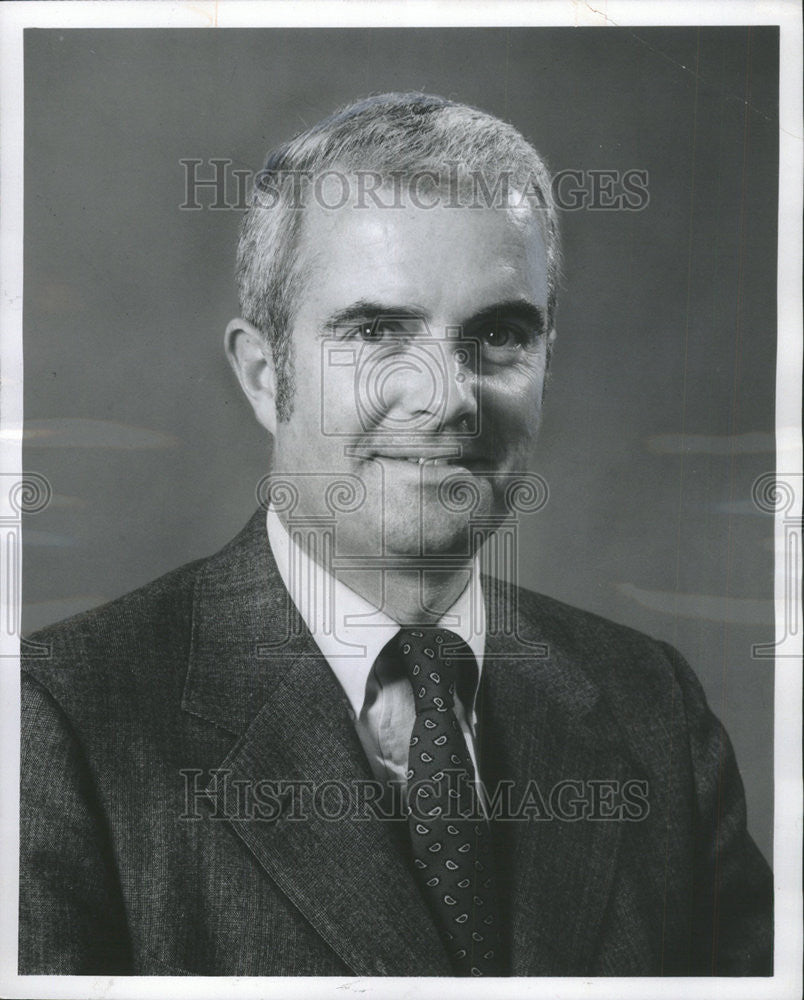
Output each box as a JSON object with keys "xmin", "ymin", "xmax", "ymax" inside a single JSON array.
[
  {"xmin": 351, "ymin": 438, "xmax": 491, "ymax": 472},
  {"xmin": 372, "ymin": 454, "xmax": 488, "ymax": 468}
]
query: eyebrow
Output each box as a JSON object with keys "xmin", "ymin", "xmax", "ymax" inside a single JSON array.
[
  {"xmin": 322, "ymin": 300, "xmax": 430, "ymax": 334},
  {"xmin": 320, "ymin": 297, "xmax": 546, "ymax": 336},
  {"xmin": 463, "ymin": 299, "xmax": 547, "ymax": 336}
]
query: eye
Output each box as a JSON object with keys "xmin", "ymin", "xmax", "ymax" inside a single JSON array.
[
  {"xmin": 480, "ymin": 325, "xmax": 518, "ymax": 348},
  {"xmin": 342, "ymin": 317, "xmax": 420, "ymax": 343},
  {"xmin": 352, "ymin": 322, "xmax": 382, "ymax": 342},
  {"xmin": 335, "ymin": 321, "xmax": 378, "ymax": 342},
  {"xmin": 474, "ymin": 322, "xmax": 536, "ymax": 362}
]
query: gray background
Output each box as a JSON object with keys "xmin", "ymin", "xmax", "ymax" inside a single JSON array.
[{"xmin": 23, "ymin": 27, "xmax": 778, "ymax": 860}]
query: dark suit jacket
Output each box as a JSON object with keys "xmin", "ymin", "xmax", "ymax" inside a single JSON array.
[{"xmin": 20, "ymin": 510, "xmax": 772, "ymax": 976}]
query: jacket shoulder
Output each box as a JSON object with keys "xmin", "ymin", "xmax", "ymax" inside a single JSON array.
[
  {"xmin": 500, "ymin": 580, "xmax": 672, "ymax": 658},
  {"xmin": 496, "ymin": 579, "xmax": 693, "ymax": 704},
  {"xmin": 22, "ymin": 554, "xmax": 205, "ymax": 700},
  {"xmin": 22, "ymin": 512, "xmax": 267, "ymax": 713}
]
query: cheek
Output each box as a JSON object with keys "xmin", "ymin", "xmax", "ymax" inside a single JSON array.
[
  {"xmin": 481, "ymin": 366, "xmax": 545, "ymax": 437},
  {"xmin": 298, "ymin": 349, "xmax": 354, "ymax": 424}
]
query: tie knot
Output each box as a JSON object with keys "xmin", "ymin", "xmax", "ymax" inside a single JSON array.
[{"xmin": 396, "ymin": 627, "xmax": 468, "ymax": 714}]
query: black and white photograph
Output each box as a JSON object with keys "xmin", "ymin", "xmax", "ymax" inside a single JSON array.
[{"xmin": 0, "ymin": 1, "xmax": 801, "ymax": 997}]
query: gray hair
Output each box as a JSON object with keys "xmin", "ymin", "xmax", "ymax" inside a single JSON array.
[{"xmin": 235, "ymin": 92, "xmax": 560, "ymax": 420}]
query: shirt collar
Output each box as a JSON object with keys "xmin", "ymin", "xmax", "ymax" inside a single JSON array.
[{"xmin": 265, "ymin": 505, "xmax": 485, "ymax": 718}]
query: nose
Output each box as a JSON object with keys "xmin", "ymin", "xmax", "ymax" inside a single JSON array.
[
  {"xmin": 373, "ymin": 338, "xmax": 477, "ymax": 433},
  {"xmin": 437, "ymin": 341, "xmax": 478, "ymax": 431}
]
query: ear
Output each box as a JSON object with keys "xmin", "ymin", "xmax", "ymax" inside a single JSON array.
[
  {"xmin": 545, "ymin": 325, "xmax": 557, "ymax": 365},
  {"xmin": 542, "ymin": 326, "xmax": 557, "ymax": 402},
  {"xmin": 224, "ymin": 318, "xmax": 278, "ymax": 436}
]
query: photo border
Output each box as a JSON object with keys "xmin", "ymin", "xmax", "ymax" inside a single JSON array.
[{"xmin": 1, "ymin": 2, "xmax": 800, "ymax": 998}]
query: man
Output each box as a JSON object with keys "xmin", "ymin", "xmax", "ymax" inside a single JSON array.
[{"xmin": 20, "ymin": 92, "xmax": 772, "ymax": 977}]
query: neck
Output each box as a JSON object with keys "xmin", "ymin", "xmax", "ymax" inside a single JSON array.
[
  {"xmin": 273, "ymin": 509, "xmax": 474, "ymax": 624},
  {"xmin": 337, "ymin": 565, "xmax": 473, "ymax": 625}
]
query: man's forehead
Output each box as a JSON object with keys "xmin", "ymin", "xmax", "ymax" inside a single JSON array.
[
  {"xmin": 304, "ymin": 170, "xmax": 544, "ymax": 229},
  {"xmin": 295, "ymin": 193, "xmax": 548, "ymax": 321}
]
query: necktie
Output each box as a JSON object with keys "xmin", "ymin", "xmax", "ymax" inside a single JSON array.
[{"xmin": 395, "ymin": 626, "xmax": 503, "ymax": 976}]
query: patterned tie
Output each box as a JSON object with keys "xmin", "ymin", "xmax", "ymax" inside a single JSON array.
[{"xmin": 396, "ymin": 626, "xmax": 503, "ymax": 976}]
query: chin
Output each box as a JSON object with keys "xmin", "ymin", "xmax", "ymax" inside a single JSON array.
[{"xmin": 383, "ymin": 509, "xmax": 475, "ymax": 560}]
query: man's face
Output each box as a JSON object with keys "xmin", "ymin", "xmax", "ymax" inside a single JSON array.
[{"xmin": 270, "ymin": 187, "xmax": 551, "ymax": 561}]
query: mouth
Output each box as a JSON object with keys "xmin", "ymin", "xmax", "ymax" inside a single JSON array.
[
  {"xmin": 399, "ymin": 456, "xmax": 451, "ymax": 466},
  {"xmin": 370, "ymin": 453, "xmax": 490, "ymax": 471},
  {"xmin": 350, "ymin": 441, "xmax": 492, "ymax": 472}
]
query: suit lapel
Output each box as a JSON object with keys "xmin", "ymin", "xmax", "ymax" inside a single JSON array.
[
  {"xmin": 179, "ymin": 512, "xmax": 638, "ymax": 975},
  {"xmin": 481, "ymin": 577, "xmax": 638, "ymax": 975},
  {"xmin": 181, "ymin": 511, "xmax": 452, "ymax": 976}
]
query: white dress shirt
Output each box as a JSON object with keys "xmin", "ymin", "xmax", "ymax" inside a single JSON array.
[{"xmin": 265, "ymin": 507, "xmax": 486, "ymax": 795}]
